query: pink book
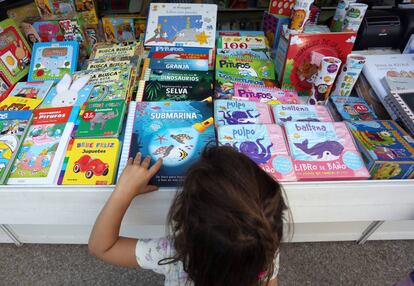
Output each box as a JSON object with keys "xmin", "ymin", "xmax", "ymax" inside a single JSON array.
[
  {"xmin": 272, "ymin": 104, "xmax": 334, "ymax": 124},
  {"xmin": 284, "ymin": 121, "xmax": 370, "ymax": 181},
  {"xmin": 233, "ymin": 83, "xmax": 300, "ymax": 104},
  {"xmin": 214, "ymin": 99, "xmax": 274, "ymax": 126},
  {"xmin": 217, "ymin": 124, "xmax": 297, "ymax": 181}
]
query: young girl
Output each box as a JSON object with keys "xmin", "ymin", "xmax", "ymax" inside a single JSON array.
[{"xmin": 89, "ymin": 146, "xmax": 288, "ymax": 286}]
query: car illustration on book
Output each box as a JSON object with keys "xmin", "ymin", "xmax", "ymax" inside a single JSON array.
[{"xmin": 73, "ymin": 155, "xmax": 108, "ymax": 179}]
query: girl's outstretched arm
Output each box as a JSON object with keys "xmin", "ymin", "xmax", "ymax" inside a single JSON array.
[{"xmin": 88, "ymin": 153, "xmax": 162, "ymax": 267}]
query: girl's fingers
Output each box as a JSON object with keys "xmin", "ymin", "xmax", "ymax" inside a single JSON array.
[
  {"xmin": 133, "ymin": 152, "xmax": 141, "ymax": 165},
  {"xmin": 148, "ymin": 158, "xmax": 162, "ymax": 176},
  {"xmin": 141, "ymin": 156, "xmax": 151, "ymax": 169},
  {"xmin": 142, "ymin": 185, "xmax": 158, "ymax": 194},
  {"xmin": 127, "ymin": 157, "xmax": 133, "ymax": 165}
]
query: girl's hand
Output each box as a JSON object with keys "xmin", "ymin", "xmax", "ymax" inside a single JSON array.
[{"xmin": 115, "ymin": 153, "xmax": 162, "ymax": 199}]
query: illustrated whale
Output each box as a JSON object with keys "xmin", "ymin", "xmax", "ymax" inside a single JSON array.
[
  {"xmin": 294, "ymin": 139, "xmax": 344, "ymax": 161},
  {"xmin": 280, "ymin": 116, "xmax": 321, "ymax": 123}
]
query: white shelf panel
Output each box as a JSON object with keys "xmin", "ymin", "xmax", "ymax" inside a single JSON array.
[{"xmin": 0, "ymin": 180, "xmax": 413, "ymax": 226}]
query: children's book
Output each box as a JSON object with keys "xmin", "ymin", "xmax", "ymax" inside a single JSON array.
[
  {"xmin": 0, "ymin": 96, "xmax": 42, "ymax": 111},
  {"xmin": 58, "ymin": 138, "xmax": 120, "ymax": 185},
  {"xmin": 147, "ymin": 70, "xmax": 213, "ymax": 82},
  {"xmin": 34, "ymin": 0, "xmax": 76, "ymax": 19},
  {"xmin": 284, "ymin": 121, "xmax": 370, "ymax": 181},
  {"xmin": 214, "ymin": 100, "xmax": 274, "ymax": 126},
  {"xmin": 149, "ymin": 58, "xmax": 209, "ymax": 72},
  {"xmin": 102, "ymin": 15, "xmax": 146, "ymax": 42},
  {"xmin": 217, "ymin": 124, "xmax": 297, "ymax": 182},
  {"xmin": 330, "ymin": 96, "xmax": 378, "ymax": 121},
  {"xmin": 39, "ymin": 73, "xmax": 90, "ymax": 108},
  {"xmin": 90, "ymin": 42, "xmax": 142, "ymax": 60},
  {"xmin": 8, "ymin": 81, "xmax": 54, "ymax": 100},
  {"xmin": 148, "ymin": 46, "xmax": 210, "ymax": 61},
  {"xmin": 216, "ymin": 49, "xmax": 270, "ymax": 60},
  {"xmin": 272, "ymin": 104, "xmax": 334, "ymax": 124},
  {"xmin": 83, "ymin": 57, "xmax": 133, "ymax": 70},
  {"xmin": 217, "ymin": 31, "xmax": 265, "ymax": 37},
  {"xmin": 73, "ymin": 66, "xmax": 133, "ymax": 102},
  {"xmin": 140, "ymin": 80, "xmax": 213, "ymax": 102},
  {"xmin": 216, "ymin": 54, "xmax": 275, "ymax": 80},
  {"xmin": 215, "ymin": 71, "xmax": 276, "ymax": 99},
  {"xmin": 346, "ymin": 120, "xmax": 414, "ymax": 179},
  {"xmin": 8, "ymin": 106, "xmax": 74, "ymax": 185},
  {"xmin": 74, "ymin": 0, "xmax": 99, "ymax": 25},
  {"xmin": 217, "ymin": 36, "xmax": 269, "ymax": 50},
  {"xmin": 144, "ymin": 3, "xmax": 217, "ymax": 48},
  {"xmin": 0, "ymin": 19, "xmax": 32, "ymax": 85},
  {"xmin": 0, "ymin": 111, "xmax": 32, "ymax": 184},
  {"xmin": 75, "ymin": 100, "xmax": 126, "ymax": 138},
  {"xmin": 388, "ymin": 90, "xmax": 414, "ymax": 136},
  {"xmin": 28, "ymin": 41, "xmax": 79, "ymax": 82},
  {"xmin": 233, "ymin": 84, "xmax": 299, "ymax": 105},
  {"xmin": 124, "ymin": 101, "xmax": 215, "ymax": 187}
]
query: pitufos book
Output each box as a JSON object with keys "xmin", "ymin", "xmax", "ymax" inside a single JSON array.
[
  {"xmin": 28, "ymin": 41, "xmax": 79, "ymax": 82},
  {"xmin": 8, "ymin": 81, "xmax": 54, "ymax": 100},
  {"xmin": 216, "ymin": 54, "xmax": 275, "ymax": 80},
  {"xmin": 233, "ymin": 84, "xmax": 299, "ymax": 104},
  {"xmin": 124, "ymin": 101, "xmax": 215, "ymax": 187},
  {"xmin": 144, "ymin": 3, "xmax": 217, "ymax": 48},
  {"xmin": 217, "ymin": 124, "xmax": 297, "ymax": 182},
  {"xmin": 140, "ymin": 80, "xmax": 213, "ymax": 102},
  {"xmin": 272, "ymin": 105, "xmax": 334, "ymax": 124},
  {"xmin": 8, "ymin": 106, "xmax": 74, "ymax": 185},
  {"xmin": 214, "ymin": 100, "xmax": 274, "ymax": 126},
  {"xmin": 346, "ymin": 121, "xmax": 414, "ymax": 179},
  {"xmin": 0, "ymin": 111, "xmax": 32, "ymax": 184},
  {"xmin": 216, "ymin": 49, "xmax": 270, "ymax": 60},
  {"xmin": 58, "ymin": 138, "xmax": 121, "ymax": 185},
  {"xmin": 284, "ymin": 121, "xmax": 370, "ymax": 181},
  {"xmin": 75, "ymin": 100, "xmax": 126, "ymax": 138},
  {"xmin": 330, "ymin": 96, "xmax": 378, "ymax": 121}
]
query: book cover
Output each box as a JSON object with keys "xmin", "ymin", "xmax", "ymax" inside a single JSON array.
[
  {"xmin": 217, "ymin": 36, "xmax": 269, "ymax": 50},
  {"xmin": 144, "ymin": 3, "xmax": 217, "ymax": 48},
  {"xmin": 148, "ymin": 70, "xmax": 213, "ymax": 82},
  {"xmin": 58, "ymin": 138, "xmax": 120, "ymax": 185},
  {"xmin": 149, "ymin": 58, "xmax": 209, "ymax": 72},
  {"xmin": 84, "ymin": 57, "xmax": 133, "ymax": 70},
  {"xmin": 216, "ymin": 49, "xmax": 271, "ymax": 60},
  {"xmin": 129, "ymin": 101, "xmax": 216, "ymax": 187},
  {"xmin": 346, "ymin": 120, "xmax": 414, "ymax": 179},
  {"xmin": 217, "ymin": 31, "xmax": 265, "ymax": 37},
  {"xmin": 284, "ymin": 121, "xmax": 370, "ymax": 181},
  {"xmin": 90, "ymin": 42, "xmax": 142, "ymax": 60},
  {"xmin": 0, "ymin": 110, "xmax": 32, "ymax": 184},
  {"xmin": 8, "ymin": 81, "xmax": 54, "ymax": 100},
  {"xmin": 233, "ymin": 84, "xmax": 299, "ymax": 104},
  {"xmin": 34, "ymin": 0, "xmax": 76, "ymax": 19},
  {"xmin": 0, "ymin": 19, "xmax": 32, "ymax": 85},
  {"xmin": 75, "ymin": 100, "xmax": 126, "ymax": 138},
  {"xmin": 0, "ymin": 96, "xmax": 42, "ymax": 111},
  {"xmin": 216, "ymin": 54, "xmax": 275, "ymax": 80},
  {"xmin": 148, "ymin": 46, "xmax": 210, "ymax": 59},
  {"xmin": 140, "ymin": 80, "xmax": 213, "ymax": 102},
  {"xmin": 28, "ymin": 41, "xmax": 79, "ymax": 82},
  {"xmin": 217, "ymin": 124, "xmax": 297, "ymax": 182},
  {"xmin": 272, "ymin": 104, "xmax": 334, "ymax": 124},
  {"xmin": 102, "ymin": 16, "xmax": 135, "ymax": 42},
  {"xmin": 214, "ymin": 100, "xmax": 274, "ymax": 126},
  {"xmin": 383, "ymin": 76, "xmax": 414, "ymax": 92},
  {"xmin": 8, "ymin": 106, "xmax": 74, "ymax": 184},
  {"xmin": 388, "ymin": 90, "xmax": 414, "ymax": 136},
  {"xmin": 330, "ymin": 96, "xmax": 378, "ymax": 121}
]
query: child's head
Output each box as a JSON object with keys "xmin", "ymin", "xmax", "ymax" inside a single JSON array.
[{"xmin": 166, "ymin": 145, "xmax": 287, "ymax": 286}]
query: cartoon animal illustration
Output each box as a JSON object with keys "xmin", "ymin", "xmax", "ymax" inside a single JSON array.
[
  {"xmin": 19, "ymin": 154, "xmax": 51, "ymax": 172},
  {"xmin": 14, "ymin": 40, "xmax": 30, "ymax": 70},
  {"xmin": 89, "ymin": 109, "xmax": 119, "ymax": 131},
  {"xmin": 290, "ymin": 9, "xmax": 307, "ymax": 30},
  {"xmin": 178, "ymin": 148, "xmax": 188, "ymax": 161},
  {"xmin": 238, "ymin": 66, "xmax": 258, "ymax": 77},
  {"xmin": 0, "ymin": 141, "xmax": 13, "ymax": 170},
  {"xmin": 51, "ymin": 74, "xmax": 90, "ymax": 107},
  {"xmin": 294, "ymin": 139, "xmax": 344, "ymax": 161},
  {"xmin": 279, "ymin": 116, "xmax": 320, "ymax": 123},
  {"xmin": 153, "ymin": 145, "xmax": 174, "ymax": 158},
  {"xmin": 170, "ymin": 134, "xmax": 193, "ymax": 144},
  {"xmin": 351, "ymin": 127, "xmax": 395, "ymax": 151},
  {"xmin": 218, "ymin": 110, "xmax": 259, "ymax": 125},
  {"xmin": 233, "ymin": 138, "xmax": 273, "ymax": 165},
  {"xmin": 373, "ymin": 147, "xmax": 408, "ymax": 160},
  {"xmin": 73, "ymin": 155, "xmax": 109, "ymax": 179},
  {"xmin": 373, "ymin": 162, "xmax": 402, "ymax": 180}
]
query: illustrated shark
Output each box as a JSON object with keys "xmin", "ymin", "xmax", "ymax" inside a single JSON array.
[{"xmin": 294, "ymin": 139, "xmax": 344, "ymax": 161}]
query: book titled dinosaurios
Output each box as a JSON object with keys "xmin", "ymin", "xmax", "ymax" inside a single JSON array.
[
  {"xmin": 75, "ymin": 100, "xmax": 126, "ymax": 138},
  {"xmin": 58, "ymin": 138, "xmax": 120, "ymax": 185},
  {"xmin": 122, "ymin": 101, "xmax": 216, "ymax": 187},
  {"xmin": 284, "ymin": 121, "xmax": 370, "ymax": 181}
]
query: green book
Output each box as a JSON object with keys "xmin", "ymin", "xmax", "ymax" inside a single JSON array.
[
  {"xmin": 141, "ymin": 80, "xmax": 213, "ymax": 101},
  {"xmin": 75, "ymin": 100, "xmax": 126, "ymax": 138},
  {"xmin": 215, "ymin": 54, "xmax": 275, "ymax": 80},
  {"xmin": 148, "ymin": 70, "xmax": 213, "ymax": 82}
]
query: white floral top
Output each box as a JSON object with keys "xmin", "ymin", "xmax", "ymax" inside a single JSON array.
[{"xmin": 135, "ymin": 238, "xmax": 280, "ymax": 286}]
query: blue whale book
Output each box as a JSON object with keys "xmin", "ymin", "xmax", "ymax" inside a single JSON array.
[{"xmin": 128, "ymin": 101, "xmax": 215, "ymax": 187}]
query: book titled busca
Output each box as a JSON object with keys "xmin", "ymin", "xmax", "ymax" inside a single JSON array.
[
  {"xmin": 0, "ymin": 110, "xmax": 32, "ymax": 184},
  {"xmin": 8, "ymin": 107, "xmax": 74, "ymax": 185},
  {"xmin": 141, "ymin": 80, "xmax": 213, "ymax": 102},
  {"xmin": 126, "ymin": 101, "xmax": 215, "ymax": 187},
  {"xmin": 75, "ymin": 100, "xmax": 126, "ymax": 138},
  {"xmin": 58, "ymin": 138, "xmax": 121, "ymax": 185}
]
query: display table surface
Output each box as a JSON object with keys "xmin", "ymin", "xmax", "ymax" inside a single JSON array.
[{"xmin": 1, "ymin": 180, "xmax": 414, "ymax": 244}]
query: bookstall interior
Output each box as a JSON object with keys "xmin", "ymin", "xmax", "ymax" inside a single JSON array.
[{"xmin": 0, "ymin": 0, "xmax": 413, "ymax": 245}]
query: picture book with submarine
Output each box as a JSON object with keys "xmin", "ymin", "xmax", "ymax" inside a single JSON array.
[
  {"xmin": 124, "ymin": 101, "xmax": 215, "ymax": 187},
  {"xmin": 284, "ymin": 121, "xmax": 370, "ymax": 181}
]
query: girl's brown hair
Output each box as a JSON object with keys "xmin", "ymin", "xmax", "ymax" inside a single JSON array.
[{"xmin": 161, "ymin": 145, "xmax": 288, "ymax": 286}]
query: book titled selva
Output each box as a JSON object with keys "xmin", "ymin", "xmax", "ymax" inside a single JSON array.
[{"xmin": 122, "ymin": 101, "xmax": 216, "ymax": 187}]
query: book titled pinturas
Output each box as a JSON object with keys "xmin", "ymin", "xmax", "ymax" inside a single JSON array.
[{"xmin": 141, "ymin": 80, "xmax": 213, "ymax": 101}]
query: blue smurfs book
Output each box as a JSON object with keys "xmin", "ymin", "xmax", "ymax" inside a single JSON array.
[{"xmin": 129, "ymin": 101, "xmax": 215, "ymax": 187}]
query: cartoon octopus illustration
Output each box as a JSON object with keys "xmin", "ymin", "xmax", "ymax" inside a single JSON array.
[
  {"xmin": 233, "ymin": 138, "xmax": 273, "ymax": 165},
  {"xmin": 218, "ymin": 110, "xmax": 259, "ymax": 125}
]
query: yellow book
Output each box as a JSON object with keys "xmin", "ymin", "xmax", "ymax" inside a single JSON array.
[
  {"xmin": 0, "ymin": 96, "xmax": 42, "ymax": 111},
  {"xmin": 58, "ymin": 138, "xmax": 120, "ymax": 185}
]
